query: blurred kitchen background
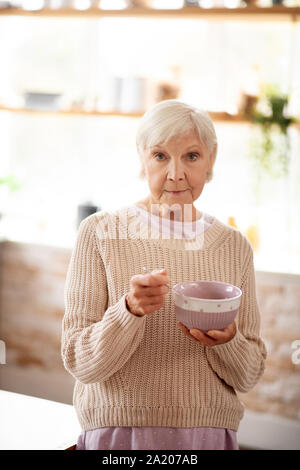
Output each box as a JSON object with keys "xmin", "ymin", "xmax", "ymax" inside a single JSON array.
[{"xmin": 0, "ymin": 0, "xmax": 300, "ymax": 450}]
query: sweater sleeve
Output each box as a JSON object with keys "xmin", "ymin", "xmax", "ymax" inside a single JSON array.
[
  {"xmin": 61, "ymin": 214, "xmax": 146, "ymax": 385},
  {"xmin": 204, "ymin": 241, "xmax": 267, "ymax": 393}
]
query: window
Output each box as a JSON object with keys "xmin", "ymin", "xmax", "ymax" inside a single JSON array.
[{"xmin": 0, "ymin": 15, "xmax": 299, "ymax": 273}]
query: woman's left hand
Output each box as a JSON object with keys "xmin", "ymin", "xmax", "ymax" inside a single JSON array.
[{"xmin": 177, "ymin": 321, "xmax": 237, "ymax": 347}]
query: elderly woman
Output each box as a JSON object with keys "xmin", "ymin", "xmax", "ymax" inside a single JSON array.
[{"xmin": 61, "ymin": 99, "xmax": 267, "ymax": 451}]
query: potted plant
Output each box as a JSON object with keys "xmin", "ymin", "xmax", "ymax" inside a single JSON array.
[
  {"xmin": 0, "ymin": 174, "xmax": 22, "ymax": 223},
  {"xmin": 245, "ymin": 85, "xmax": 296, "ymax": 180}
]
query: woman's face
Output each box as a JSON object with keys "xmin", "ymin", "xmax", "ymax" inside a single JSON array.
[{"xmin": 139, "ymin": 129, "xmax": 213, "ymax": 219}]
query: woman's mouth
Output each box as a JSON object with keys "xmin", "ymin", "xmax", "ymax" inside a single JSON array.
[{"xmin": 165, "ymin": 190, "xmax": 187, "ymax": 195}]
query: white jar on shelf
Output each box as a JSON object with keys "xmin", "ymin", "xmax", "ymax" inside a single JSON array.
[
  {"xmin": 19, "ymin": 0, "xmax": 45, "ymax": 10},
  {"xmin": 99, "ymin": 0, "xmax": 128, "ymax": 9},
  {"xmin": 71, "ymin": 0, "xmax": 92, "ymax": 9},
  {"xmin": 118, "ymin": 76, "xmax": 147, "ymax": 113},
  {"xmin": 198, "ymin": 0, "xmax": 214, "ymax": 8},
  {"xmin": 48, "ymin": 0, "xmax": 73, "ymax": 8}
]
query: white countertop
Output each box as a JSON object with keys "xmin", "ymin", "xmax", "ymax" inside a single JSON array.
[
  {"xmin": 1, "ymin": 389, "xmax": 300, "ymax": 450},
  {"xmin": 0, "ymin": 390, "xmax": 81, "ymax": 450}
]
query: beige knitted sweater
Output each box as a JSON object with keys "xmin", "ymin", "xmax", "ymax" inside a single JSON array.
[{"xmin": 61, "ymin": 205, "xmax": 267, "ymax": 432}]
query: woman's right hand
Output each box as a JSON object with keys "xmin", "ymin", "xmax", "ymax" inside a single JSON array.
[{"xmin": 126, "ymin": 268, "xmax": 170, "ymax": 317}]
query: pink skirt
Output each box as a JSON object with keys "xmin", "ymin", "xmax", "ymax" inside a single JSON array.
[{"xmin": 76, "ymin": 426, "xmax": 239, "ymax": 450}]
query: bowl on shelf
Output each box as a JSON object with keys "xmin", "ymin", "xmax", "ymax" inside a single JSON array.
[
  {"xmin": 23, "ymin": 92, "xmax": 62, "ymax": 111},
  {"xmin": 172, "ymin": 280, "xmax": 242, "ymax": 332}
]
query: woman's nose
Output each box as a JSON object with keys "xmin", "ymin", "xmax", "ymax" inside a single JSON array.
[{"xmin": 167, "ymin": 161, "xmax": 185, "ymax": 181}]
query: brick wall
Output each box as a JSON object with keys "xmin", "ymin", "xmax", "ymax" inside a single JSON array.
[{"xmin": 237, "ymin": 271, "xmax": 300, "ymax": 421}]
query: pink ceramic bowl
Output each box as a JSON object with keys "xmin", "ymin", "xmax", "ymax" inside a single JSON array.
[{"xmin": 172, "ymin": 280, "xmax": 242, "ymax": 332}]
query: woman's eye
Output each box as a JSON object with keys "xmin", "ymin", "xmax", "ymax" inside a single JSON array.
[
  {"xmin": 155, "ymin": 153, "xmax": 165, "ymax": 160},
  {"xmin": 154, "ymin": 153, "xmax": 199, "ymax": 161}
]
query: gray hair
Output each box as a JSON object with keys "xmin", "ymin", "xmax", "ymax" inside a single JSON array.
[{"xmin": 136, "ymin": 99, "xmax": 218, "ymax": 183}]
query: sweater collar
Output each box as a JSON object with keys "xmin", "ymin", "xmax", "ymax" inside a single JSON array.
[{"xmin": 115, "ymin": 205, "xmax": 231, "ymax": 252}]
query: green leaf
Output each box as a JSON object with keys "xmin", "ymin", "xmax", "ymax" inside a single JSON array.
[{"xmin": 0, "ymin": 175, "xmax": 22, "ymax": 192}]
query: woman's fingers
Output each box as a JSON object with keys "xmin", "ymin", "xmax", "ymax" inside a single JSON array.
[
  {"xmin": 178, "ymin": 322, "xmax": 218, "ymax": 347},
  {"xmin": 141, "ymin": 295, "xmax": 166, "ymax": 305},
  {"xmin": 140, "ymin": 284, "xmax": 169, "ymax": 297},
  {"xmin": 178, "ymin": 322, "xmax": 193, "ymax": 339},
  {"xmin": 206, "ymin": 329, "xmax": 224, "ymax": 340},
  {"xmin": 178, "ymin": 321, "xmax": 237, "ymax": 346},
  {"xmin": 127, "ymin": 269, "xmax": 170, "ymax": 317},
  {"xmin": 133, "ymin": 269, "xmax": 170, "ymax": 288},
  {"xmin": 178, "ymin": 322, "xmax": 205, "ymax": 344},
  {"xmin": 207, "ymin": 321, "xmax": 236, "ymax": 342},
  {"xmin": 190, "ymin": 329, "xmax": 217, "ymax": 346}
]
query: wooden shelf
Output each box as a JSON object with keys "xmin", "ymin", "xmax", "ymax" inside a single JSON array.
[
  {"xmin": 1, "ymin": 105, "xmax": 299, "ymax": 128},
  {"xmin": 0, "ymin": 105, "xmax": 143, "ymax": 118},
  {"xmin": 0, "ymin": 6, "xmax": 300, "ymax": 22},
  {"xmin": 0, "ymin": 104, "xmax": 261, "ymax": 123}
]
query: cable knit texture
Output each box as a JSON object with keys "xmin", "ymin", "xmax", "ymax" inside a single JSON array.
[{"xmin": 61, "ymin": 205, "xmax": 267, "ymax": 432}]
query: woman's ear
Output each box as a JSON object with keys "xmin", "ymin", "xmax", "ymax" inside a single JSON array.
[
  {"xmin": 211, "ymin": 143, "xmax": 217, "ymax": 165},
  {"xmin": 206, "ymin": 144, "xmax": 217, "ymax": 182}
]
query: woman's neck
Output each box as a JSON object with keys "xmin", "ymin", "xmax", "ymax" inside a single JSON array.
[{"xmin": 134, "ymin": 199, "xmax": 202, "ymax": 222}]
